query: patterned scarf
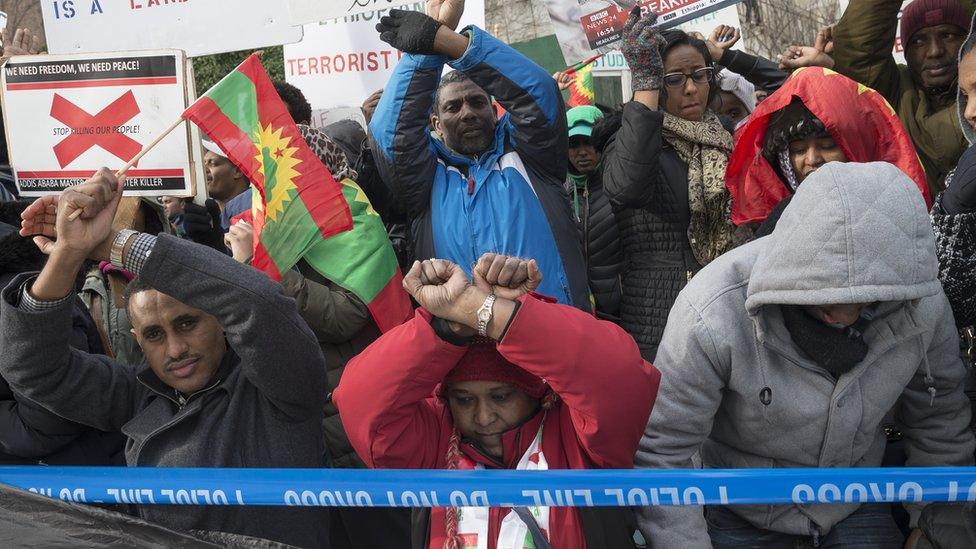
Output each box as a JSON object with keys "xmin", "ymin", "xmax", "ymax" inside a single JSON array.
[
  {"xmin": 297, "ymin": 124, "xmax": 358, "ymax": 182},
  {"xmin": 661, "ymin": 111, "xmax": 739, "ymax": 265}
]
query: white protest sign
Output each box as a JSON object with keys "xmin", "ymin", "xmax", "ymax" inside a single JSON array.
[
  {"xmin": 41, "ymin": 0, "xmax": 303, "ymax": 58},
  {"xmin": 284, "ymin": 0, "xmax": 485, "ymax": 111},
  {"xmin": 590, "ymin": 5, "xmax": 741, "ymax": 73},
  {"xmin": 310, "ymin": 107, "xmax": 367, "ymax": 130},
  {"xmin": 545, "ymin": 0, "xmax": 741, "ymax": 64},
  {"xmin": 1, "ymin": 50, "xmax": 200, "ymax": 197},
  {"xmin": 838, "ymin": 0, "xmax": 909, "ymax": 64},
  {"xmin": 288, "ymin": 0, "xmax": 411, "ymax": 25}
]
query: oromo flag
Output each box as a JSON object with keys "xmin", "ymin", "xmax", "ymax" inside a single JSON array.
[{"xmin": 182, "ymin": 54, "xmax": 353, "ymax": 279}]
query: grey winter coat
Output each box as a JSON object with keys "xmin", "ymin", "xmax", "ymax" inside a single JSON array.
[
  {"xmin": 636, "ymin": 162, "xmax": 975, "ymax": 547},
  {"xmin": 0, "ymin": 235, "xmax": 330, "ymax": 548}
]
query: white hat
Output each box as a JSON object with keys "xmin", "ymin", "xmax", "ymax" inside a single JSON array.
[{"xmin": 201, "ymin": 139, "xmax": 226, "ymax": 157}]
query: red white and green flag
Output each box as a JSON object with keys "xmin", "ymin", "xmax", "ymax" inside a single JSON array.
[{"xmin": 181, "ymin": 54, "xmax": 353, "ymax": 279}]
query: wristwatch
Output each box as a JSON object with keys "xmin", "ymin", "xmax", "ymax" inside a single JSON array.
[
  {"xmin": 476, "ymin": 293, "xmax": 496, "ymax": 337},
  {"xmin": 110, "ymin": 229, "xmax": 138, "ymax": 268}
]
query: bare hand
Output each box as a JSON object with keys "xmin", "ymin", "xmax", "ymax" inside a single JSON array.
[
  {"xmin": 426, "ymin": 0, "xmax": 465, "ymax": 31},
  {"xmin": 472, "ymin": 253, "xmax": 542, "ymax": 301},
  {"xmin": 225, "ymin": 220, "xmax": 254, "ymax": 264},
  {"xmin": 816, "ymin": 26, "xmax": 834, "ymax": 55},
  {"xmin": 706, "ymin": 25, "xmax": 740, "ymax": 61},
  {"xmin": 20, "ymin": 168, "xmax": 123, "ymax": 260},
  {"xmin": 552, "ymin": 71, "xmax": 573, "ymax": 91},
  {"xmin": 2, "ymin": 27, "xmax": 41, "ymax": 57},
  {"xmin": 361, "ymin": 88, "xmax": 383, "ymax": 125},
  {"xmin": 777, "ymin": 27, "xmax": 835, "ymax": 70},
  {"xmin": 777, "ymin": 45, "xmax": 835, "ymax": 70},
  {"xmin": 403, "ymin": 259, "xmax": 476, "ymax": 327}
]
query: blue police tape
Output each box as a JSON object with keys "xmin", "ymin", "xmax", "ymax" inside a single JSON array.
[{"xmin": 1, "ymin": 467, "xmax": 976, "ymax": 508}]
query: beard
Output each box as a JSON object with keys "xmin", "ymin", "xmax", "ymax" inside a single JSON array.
[{"xmin": 448, "ymin": 123, "xmax": 495, "ymax": 156}]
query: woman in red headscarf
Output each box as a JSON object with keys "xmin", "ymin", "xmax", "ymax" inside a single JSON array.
[
  {"xmin": 725, "ymin": 67, "xmax": 930, "ymax": 233},
  {"xmin": 334, "ymin": 253, "xmax": 660, "ymax": 549}
]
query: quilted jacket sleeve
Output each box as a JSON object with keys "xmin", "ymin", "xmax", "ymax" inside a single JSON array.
[{"xmin": 603, "ymin": 102, "xmax": 665, "ymax": 209}]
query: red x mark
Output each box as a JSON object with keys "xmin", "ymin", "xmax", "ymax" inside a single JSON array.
[{"xmin": 50, "ymin": 91, "xmax": 142, "ymax": 168}]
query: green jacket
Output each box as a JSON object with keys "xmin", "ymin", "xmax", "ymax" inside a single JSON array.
[
  {"xmin": 280, "ymin": 260, "xmax": 380, "ymax": 469},
  {"xmin": 832, "ymin": 0, "xmax": 976, "ymax": 196}
]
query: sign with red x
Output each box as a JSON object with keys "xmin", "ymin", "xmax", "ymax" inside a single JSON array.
[
  {"xmin": 1, "ymin": 49, "xmax": 201, "ymax": 197},
  {"xmin": 50, "ymin": 91, "xmax": 142, "ymax": 168}
]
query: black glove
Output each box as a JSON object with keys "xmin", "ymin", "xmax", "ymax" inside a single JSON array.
[
  {"xmin": 942, "ymin": 143, "xmax": 976, "ymax": 214},
  {"xmin": 182, "ymin": 198, "xmax": 227, "ymax": 252},
  {"xmin": 376, "ymin": 9, "xmax": 442, "ymax": 55}
]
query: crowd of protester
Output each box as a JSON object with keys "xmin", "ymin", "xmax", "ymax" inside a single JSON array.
[{"xmin": 0, "ymin": 0, "xmax": 974, "ymax": 547}]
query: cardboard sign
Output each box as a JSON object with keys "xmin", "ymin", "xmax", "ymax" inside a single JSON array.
[
  {"xmin": 2, "ymin": 50, "xmax": 199, "ymax": 196},
  {"xmin": 546, "ymin": 0, "xmax": 740, "ymax": 64},
  {"xmin": 41, "ymin": 0, "xmax": 302, "ymax": 58},
  {"xmin": 837, "ymin": 0, "xmax": 909, "ymax": 64},
  {"xmin": 284, "ymin": 0, "xmax": 485, "ymax": 111},
  {"xmin": 288, "ymin": 0, "xmax": 413, "ymax": 25}
]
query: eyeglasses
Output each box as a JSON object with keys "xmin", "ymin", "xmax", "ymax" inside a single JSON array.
[{"xmin": 662, "ymin": 67, "xmax": 714, "ymax": 89}]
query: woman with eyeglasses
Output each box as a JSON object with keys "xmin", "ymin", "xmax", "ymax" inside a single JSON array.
[{"xmin": 601, "ymin": 8, "xmax": 749, "ymax": 360}]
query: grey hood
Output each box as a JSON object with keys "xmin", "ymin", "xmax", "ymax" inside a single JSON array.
[
  {"xmin": 746, "ymin": 161, "xmax": 941, "ymax": 313},
  {"xmin": 958, "ymin": 10, "xmax": 976, "ymax": 144}
]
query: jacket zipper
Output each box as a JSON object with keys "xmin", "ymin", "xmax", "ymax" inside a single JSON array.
[
  {"xmin": 582, "ymin": 184, "xmax": 590, "ymax": 265},
  {"xmin": 132, "ymin": 376, "xmax": 223, "ymax": 464}
]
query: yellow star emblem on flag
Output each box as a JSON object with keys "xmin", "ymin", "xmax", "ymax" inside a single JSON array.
[{"xmin": 254, "ymin": 123, "xmax": 301, "ymax": 222}]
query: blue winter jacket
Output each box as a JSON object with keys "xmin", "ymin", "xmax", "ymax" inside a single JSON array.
[{"xmin": 369, "ymin": 26, "xmax": 589, "ymax": 309}]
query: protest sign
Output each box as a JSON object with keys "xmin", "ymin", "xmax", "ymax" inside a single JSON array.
[
  {"xmin": 837, "ymin": 0, "xmax": 909, "ymax": 64},
  {"xmin": 545, "ymin": 0, "xmax": 740, "ymax": 64},
  {"xmin": 1, "ymin": 50, "xmax": 200, "ymax": 197},
  {"xmin": 288, "ymin": 0, "xmax": 411, "ymax": 25},
  {"xmin": 41, "ymin": 0, "xmax": 302, "ymax": 58},
  {"xmin": 283, "ymin": 0, "xmax": 485, "ymax": 111},
  {"xmin": 588, "ymin": 5, "xmax": 741, "ymax": 74},
  {"xmin": 310, "ymin": 107, "xmax": 367, "ymax": 131}
]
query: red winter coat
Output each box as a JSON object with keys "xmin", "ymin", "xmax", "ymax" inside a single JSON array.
[{"xmin": 334, "ymin": 294, "xmax": 661, "ymax": 549}]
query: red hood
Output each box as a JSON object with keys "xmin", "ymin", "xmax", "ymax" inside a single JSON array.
[{"xmin": 725, "ymin": 67, "xmax": 931, "ymax": 225}]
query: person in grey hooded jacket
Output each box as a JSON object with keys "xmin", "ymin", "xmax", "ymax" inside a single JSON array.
[{"xmin": 636, "ymin": 162, "xmax": 975, "ymax": 547}]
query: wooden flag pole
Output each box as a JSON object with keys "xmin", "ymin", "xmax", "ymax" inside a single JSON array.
[{"xmin": 67, "ymin": 116, "xmax": 188, "ymax": 221}]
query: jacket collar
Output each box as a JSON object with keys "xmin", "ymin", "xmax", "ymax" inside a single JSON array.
[{"xmin": 459, "ymin": 407, "xmax": 545, "ymax": 469}]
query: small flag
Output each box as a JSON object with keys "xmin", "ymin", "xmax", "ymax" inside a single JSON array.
[{"xmin": 566, "ymin": 54, "xmax": 601, "ymax": 107}]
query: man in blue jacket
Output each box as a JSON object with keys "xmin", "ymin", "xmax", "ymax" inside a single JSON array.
[{"xmin": 369, "ymin": 1, "xmax": 589, "ymax": 308}]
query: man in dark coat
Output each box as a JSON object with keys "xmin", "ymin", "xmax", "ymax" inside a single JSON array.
[{"xmin": 0, "ymin": 170, "xmax": 330, "ymax": 547}]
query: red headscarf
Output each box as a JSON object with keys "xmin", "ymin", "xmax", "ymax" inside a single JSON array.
[{"xmin": 725, "ymin": 67, "xmax": 931, "ymax": 225}]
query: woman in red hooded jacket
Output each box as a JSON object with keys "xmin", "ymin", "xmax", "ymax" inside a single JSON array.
[
  {"xmin": 725, "ymin": 66, "xmax": 931, "ymax": 230},
  {"xmin": 334, "ymin": 253, "xmax": 661, "ymax": 549}
]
